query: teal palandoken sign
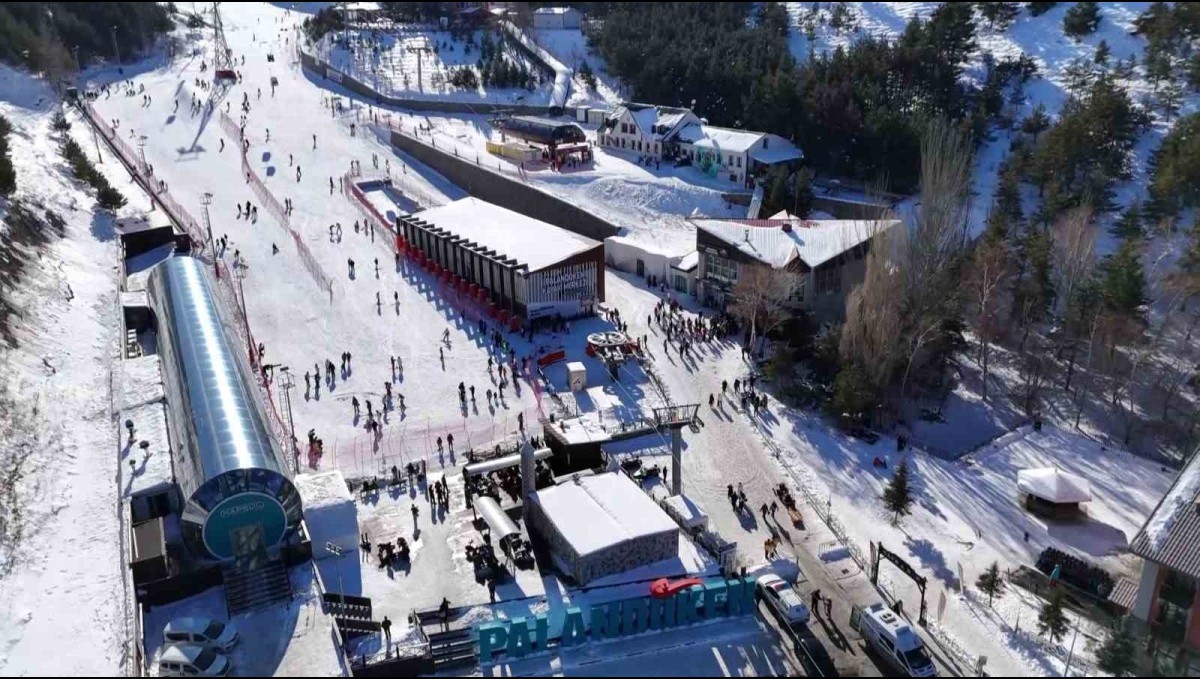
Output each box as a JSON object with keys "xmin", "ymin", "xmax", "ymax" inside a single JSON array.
[
  {"xmin": 478, "ymin": 576, "xmax": 757, "ymax": 661},
  {"xmin": 202, "ymin": 491, "xmax": 288, "ymax": 560}
]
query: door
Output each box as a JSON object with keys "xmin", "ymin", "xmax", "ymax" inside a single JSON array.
[
  {"xmin": 231, "ymin": 523, "xmax": 268, "ymax": 571},
  {"xmin": 636, "ymin": 259, "xmax": 645, "ymax": 277}
]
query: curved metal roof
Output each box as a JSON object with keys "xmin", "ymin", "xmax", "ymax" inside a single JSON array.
[
  {"xmin": 474, "ymin": 495, "xmax": 520, "ymax": 542},
  {"xmin": 148, "ymin": 257, "xmax": 290, "ymax": 504}
]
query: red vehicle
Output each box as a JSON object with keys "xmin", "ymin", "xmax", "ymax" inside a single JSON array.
[{"xmin": 649, "ymin": 577, "xmax": 704, "ymax": 598}]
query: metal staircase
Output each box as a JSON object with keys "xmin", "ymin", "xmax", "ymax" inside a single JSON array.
[{"xmin": 223, "ymin": 560, "xmax": 292, "ymax": 615}]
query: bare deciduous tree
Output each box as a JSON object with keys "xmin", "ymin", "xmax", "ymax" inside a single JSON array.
[
  {"xmin": 1051, "ymin": 206, "xmax": 1097, "ymax": 391},
  {"xmin": 968, "ymin": 233, "xmax": 1010, "ymax": 402},
  {"xmin": 896, "ymin": 119, "xmax": 973, "ymax": 401},
  {"xmin": 728, "ymin": 265, "xmax": 801, "ymax": 357},
  {"xmin": 841, "ymin": 227, "xmax": 904, "ymax": 392}
]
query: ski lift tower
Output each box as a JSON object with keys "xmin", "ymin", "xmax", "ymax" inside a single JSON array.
[
  {"xmin": 652, "ymin": 403, "xmax": 700, "ymax": 496},
  {"xmin": 211, "ymin": 2, "xmax": 237, "ymax": 81}
]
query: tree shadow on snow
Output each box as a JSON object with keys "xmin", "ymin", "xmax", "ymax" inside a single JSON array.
[
  {"xmin": 902, "ymin": 536, "xmax": 959, "ymax": 590},
  {"xmin": 90, "ymin": 210, "xmax": 117, "ymax": 242}
]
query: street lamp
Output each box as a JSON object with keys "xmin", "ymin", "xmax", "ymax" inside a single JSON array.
[
  {"xmin": 71, "ymin": 45, "xmax": 81, "ymax": 77},
  {"xmin": 200, "ymin": 192, "xmax": 216, "ymax": 267},
  {"xmin": 233, "ymin": 260, "xmax": 254, "ymax": 366},
  {"xmin": 111, "ymin": 26, "xmax": 121, "ymax": 66},
  {"xmin": 324, "ymin": 542, "xmax": 346, "ymax": 613},
  {"xmin": 279, "ymin": 367, "xmax": 299, "ymax": 474}
]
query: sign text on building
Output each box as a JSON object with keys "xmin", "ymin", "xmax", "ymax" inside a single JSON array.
[{"xmin": 477, "ymin": 576, "xmax": 756, "ymax": 662}]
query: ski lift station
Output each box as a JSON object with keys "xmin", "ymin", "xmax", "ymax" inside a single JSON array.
[{"xmin": 148, "ymin": 257, "xmax": 305, "ymax": 563}]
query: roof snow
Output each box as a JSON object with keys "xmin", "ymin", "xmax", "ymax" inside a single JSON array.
[
  {"xmin": 528, "ymin": 472, "xmax": 677, "ymax": 557},
  {"xmin": 750, "ymin": 145, "xmax": 803, "ymax": 165},
  {"xmin": 120, "ymin": 401, "xmax": 174, "ymax": 500},
  {"xmin": 534, "ymin": 7, "xmax": 577, "ymax": 15},
  {"xmin": 118, "ymin": 355, "xmax": 165, "ymax": 411},
  {"xmin": 295, "ymin": 471, "xmax": 358, "ymax": 556},
  {"xmin": 409, "ymin": 198, "xmax": 599, "ymax": 272},
  {"xmin": 692, "ymin": 218, "xmax": 898, "ymax": 269},
  {"xmin": 676, "ymin": 124, "xmax": 764, "ymax": 154},
  {"xmin": 1016, "ymin": 467, "xmax": 1092, "ymax": 504},
  {"xmin": 673, "ymin": 250, "xmax": 699, "ymax": 272},
  {"xmin": 1131, "ymin": 448, "xmax": 1200, "ymax": 578}
]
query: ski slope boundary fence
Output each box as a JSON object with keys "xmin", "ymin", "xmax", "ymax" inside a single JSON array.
[
  {"xmin": 81, "ymin": 102, "xmax": 209, "ymax": 251},
  {"xmin": 78, "ymin": 102, "xmax": 297, "ymax": 467},
  {"xmin": 216, "ymin": 111, "xmax": 334, "ymax": 300}
]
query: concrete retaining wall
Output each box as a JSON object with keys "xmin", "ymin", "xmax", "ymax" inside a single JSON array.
[
  {"xmin": 389, "ymin": 130, "xmax": 620, "ymax": 242},
  {"xmin": 301, "ymin": 51, "xmax": 569, "ymax": 117}
]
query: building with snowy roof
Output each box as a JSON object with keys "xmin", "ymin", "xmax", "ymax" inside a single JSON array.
[
  {"xmin": 674, "ymin": 123, "xmax": 801, "ymax": 187},
  {"xmin": 398, "ymin": 198, "xmax": 604, "ymax": 322},
  {"xmin": 1016, "ymin": 467, "xmax": 1092, "ymax": 519},
  {"xmin": 598, "ymin": 103, "xmax": 802, "ymax": 185},
  {"xmin": 690, "ymin": 216, "xmax": 899, "ymax": 321},
  {"xmin": 525, "ymin": 472, "xmax": 679, "ymax": 585},
  {"xmin": 532, "ymin": 6, "xmax": 582, "ymax": 29},
  {"xmin": 1128, "ymin": 447, "xmax": 1200, "ymax": 661},
  {"xmin": 599, "ymin": 102, "xmax": 700, "ymax": 160}
]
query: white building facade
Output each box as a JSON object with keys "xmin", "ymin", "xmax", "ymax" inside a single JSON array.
[{"xmin": 533, "ymin": 6, "xmax": 583, "ymax": 30}]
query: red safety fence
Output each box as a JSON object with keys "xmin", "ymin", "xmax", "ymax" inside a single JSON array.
[
  {"xmin": 83, "ymin": 102, "xmax": 209, "ymax": 251},
  {"xmin": 81, "ymin": 101, "xmax": 298, "ymax": 466},
  {"xmin": 217, "ymin": 111, "xmax": 332, "ymax": 300}
]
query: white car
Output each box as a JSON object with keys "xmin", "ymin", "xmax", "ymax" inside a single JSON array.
[
  {"xmin": 756, "ymin": 574, "xmax": 811, "ymax": 627},
  {"xmin": 158, "ymin": 643, "xmax": 231, "ymax": 677},
  {"xmin": 163, "ymin": 617, "xmax": 239, "ymax": 652}
]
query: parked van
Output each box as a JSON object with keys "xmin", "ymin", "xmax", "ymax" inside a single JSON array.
[
  {"xmin": 162, "ymin": 618, "xmax": 239, "ymax": 652},
  {"xmin": 853, "ymin": 603, "xmax": 936, "ymax": 677},
  {"xmin": 158, "ymin": 644, "xmax": 231, "ymax": 677}
]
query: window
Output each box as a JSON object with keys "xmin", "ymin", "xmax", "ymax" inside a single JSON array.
[
  {"xmin": 737, "ymin": 156, "xmax": 742, "ymax": 168},
  {"xmin": 704, "ymin": 251, "xmax": 737, "ymax": 286},
  {"xmin": 815, "ymin": 265, "xmax": 841, "ymax": 294},
  {"xmin": 763, "ymin": 137, "xmax": 769, "ymax": 149}
]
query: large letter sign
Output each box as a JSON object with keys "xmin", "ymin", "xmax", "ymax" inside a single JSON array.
[{"xmin": 477, "ymin": 576, "xmax": 757, "ymax": 663}]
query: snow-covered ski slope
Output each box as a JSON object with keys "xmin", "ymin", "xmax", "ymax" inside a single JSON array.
[{"xmin": 0, "ymin": 65, "xmax": 155, "ymax": 676}]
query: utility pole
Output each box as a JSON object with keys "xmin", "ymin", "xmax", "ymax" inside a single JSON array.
[
  {"xmin": 137, "ymin": 135, "xmax": 148, "ymax": 171},
  {"xmin": 1062, "ymin": 624, "xmax": 1080, "ymax": 678},
  {"xmin": 279, "ymin": 367, "xmax": 299, "ymax": 474},
  {"xmin": 200, "ymin": 192, "xmax": 216, "ymax": 271},
  {"xmin": 111, "ymin": 26, "xmax": 121, "ymax": 66},
  {"xmin": 72, "ymin": 45, "xmax": 81, "ymax": 78}
]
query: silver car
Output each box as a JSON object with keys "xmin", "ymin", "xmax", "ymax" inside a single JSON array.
[
  {"xmin": 162, "ymin": 618, "xmax": 239, "ymax": 653},
  {"xmin": 158, "ymin": 643, "xmax": 230, "ymax": 677}
]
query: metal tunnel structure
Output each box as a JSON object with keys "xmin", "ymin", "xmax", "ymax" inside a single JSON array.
[{"xmin": 148, "ymin": 256, "xmax": 302, "ymax": 562}]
